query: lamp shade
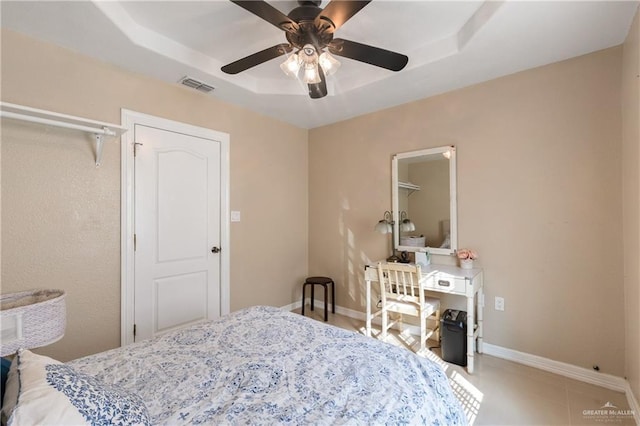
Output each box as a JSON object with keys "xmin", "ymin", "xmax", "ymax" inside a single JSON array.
[
  {"xmin": 375, "ymin": 220, "xmax": 392, "ymax": 234},
  {"xmin": 319, "ymin": 51, "xmax": 341, "ymax": 76},
  {"xmin": 399, "ymin": 211, "xmax": 415, "ymax": 232},
  {"xmin": 280, "ymin": 53, "xmax": 301, "ymax": 77},
  {"xmin": 302, "ymin": 64, "xmax": 321, "ymax": 84},
  {"xmin": 0, "ymin": 289, "xmax": 66, "ymax": 356},
  {"xmin": 400, "ymin": 219, "xmax": 416, "ymax": 232}
]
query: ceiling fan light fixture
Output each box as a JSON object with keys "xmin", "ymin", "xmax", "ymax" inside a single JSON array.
[
  {"xmin": 319, "ymin": 51, "xmax": 340, "ymax": 76},
  {"xmin": 297, "ymin": 44, "xmax": 321, "ymax": 84},
  {"xmin": 280, "ymin": 53, "xmax": 301, "ymax": 77},
  {"xmin": 223, "ymin": 0, "xmax": 409, "ymax": 99}
]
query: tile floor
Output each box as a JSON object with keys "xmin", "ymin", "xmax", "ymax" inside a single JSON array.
[{"xmin": 294, "ymin": 308, "xmax": 637, "ymax": 426}]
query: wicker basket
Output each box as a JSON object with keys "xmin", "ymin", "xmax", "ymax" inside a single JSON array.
[
  {"xmin": 0, "ymin": 289, "xmax": 66, "ymax": 356},
  {"xmin": 400, "ymin": 236, "xmax": 426, "ymax": 247}
]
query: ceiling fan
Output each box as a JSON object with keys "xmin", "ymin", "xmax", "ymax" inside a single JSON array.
[{"xmin": 221, "ymin": 0, "xmax": 409, "ymax": 99}]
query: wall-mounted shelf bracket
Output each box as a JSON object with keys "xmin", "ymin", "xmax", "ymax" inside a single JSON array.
[
  {"xmin": 95, "ymin": 133, "xmax": 106, "ymax": 167},
  {"xmin": 0, "ymin": 102, "xmax": 127, "ymax": 167}
]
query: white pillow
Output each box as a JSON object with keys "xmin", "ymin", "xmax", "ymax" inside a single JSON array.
[{"xmin": 7, "ymin": 349, "xmax": 150, "ymax": 426}]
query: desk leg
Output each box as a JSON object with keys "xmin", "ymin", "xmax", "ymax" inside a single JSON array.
[
  {"xmin": 477, "ymin": 285, "xmax": 484, "ymax": 354},
  {"xmin": 365, "ymin": 278, "xmax": 372, "ymax": 337},
  {"xmin": 466, "ymin": 294, "xmax": 475, "ymax": 374}
]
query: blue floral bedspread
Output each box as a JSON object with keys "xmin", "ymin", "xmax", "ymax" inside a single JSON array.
[{"xmin": 70, "ymin": 306, "xmax": 466, "ymax": 425}]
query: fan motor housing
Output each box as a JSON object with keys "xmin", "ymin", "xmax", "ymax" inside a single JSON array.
[{"xmin": 286, "ymin": 4, "xmax": 333, "ymax": 50}]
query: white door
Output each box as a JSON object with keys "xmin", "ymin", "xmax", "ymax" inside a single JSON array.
[{"xmin": 132, "ymin": 122, "xmax": 224, "ymax": 342}]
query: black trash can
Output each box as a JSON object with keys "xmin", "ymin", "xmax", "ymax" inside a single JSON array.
[{"xmin": 441, "ymin": 309, "xmax": 467, "ymax": 366}]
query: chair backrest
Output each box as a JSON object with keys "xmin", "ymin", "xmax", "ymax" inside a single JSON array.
[{"xmin": 376, "ymin": 262, "xmax": 425, "ymax": 305}]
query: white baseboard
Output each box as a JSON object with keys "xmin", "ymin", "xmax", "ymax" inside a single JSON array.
[
  {"xmin": 289, "ymin": 298, "xmax": 368, "ymax": 320},
  {"xmin": 280, "ymin": 300, "xmax": 301, "ymax": 312},
  {"xmin": 624, "ymin": 381, "xmax": 640, "ymax": 425},
  {"xmin": 468, "ymin": 343, "xmax": 639, "ymax": 424},
  {"xmin": 482, "ymin": 343, "xmax": 628, "ymax": 392},
  {"xmin": 283, "ymin": 300, "xmax": 639, "ymax": 422},
  {"xmin": 295, "ymin": 299, "xmax": 430, "ymax": 333}
]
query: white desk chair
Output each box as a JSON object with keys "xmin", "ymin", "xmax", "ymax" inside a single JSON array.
[{"xmin": 376, "ymin": 262, "xmax": 440, "ymax": 353}]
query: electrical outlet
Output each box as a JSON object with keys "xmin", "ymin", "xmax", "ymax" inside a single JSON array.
[{"xmin": 495, "ymin": 296, "xmax": 505, "ymax": 311}]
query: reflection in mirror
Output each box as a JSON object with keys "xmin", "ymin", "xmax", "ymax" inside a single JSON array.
[{"xmin": 392, "ymin": 146, "xmax": 457, "ymax": 256}]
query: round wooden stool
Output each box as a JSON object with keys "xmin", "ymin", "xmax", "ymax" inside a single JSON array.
[{"xmin": 301, "ymin": 276, "xmax": 335, "ymax": 321}]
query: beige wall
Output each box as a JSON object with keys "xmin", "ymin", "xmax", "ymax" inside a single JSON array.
[
  {"xmin": 309, "ymin": 47, "xmax": 625, "ymax": 375},
  {"xmin": 0, "ymin": 30, "xmax": 309, "ymax": 361},
  {"xmin": 622, "ymin": 7, "xmax": 640, "ymax": 403}
]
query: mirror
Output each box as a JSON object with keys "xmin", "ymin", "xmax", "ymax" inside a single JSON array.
[{"xmin": 392, "ymin": 146, "xmax": 457, "ymax": 256}]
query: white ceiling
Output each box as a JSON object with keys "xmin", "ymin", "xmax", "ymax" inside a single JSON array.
[{"xmin": 1, "ymin": 1, "xmax": 637, "ymax": 129}]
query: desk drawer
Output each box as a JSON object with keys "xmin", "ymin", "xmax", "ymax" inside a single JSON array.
[{"xmin": 425, "ymin": 275, "xmax": 467, "ymax": 294}]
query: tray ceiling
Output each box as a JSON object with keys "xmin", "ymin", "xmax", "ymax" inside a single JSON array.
[{"xmin": 1, "ymin": 1, "xmax": 637, "ymax": 128}]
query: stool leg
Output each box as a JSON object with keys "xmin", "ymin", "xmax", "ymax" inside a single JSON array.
[
  {"xmin": 301, "ymin": 283, "xmax": 306, "ymax": 316},
  {"xmin": 331, "ymin": 280, "xmax": 335, "ymax": 313},
  {"xmin": 311, "ymin": 284, "xmax": 315, "ymax": 311},
  {"xmin": 324, "ymin": 284, "xmax": 328, "ymax": 322}
]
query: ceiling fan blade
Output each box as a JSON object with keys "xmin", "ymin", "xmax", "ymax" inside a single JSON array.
[
  {"xmin": 230, "ymin": 0, "xmax": 299, "ymax": 33},
  {"xmin": 308, "ymin": 66, "xmax": 327, "ymax": 99},
  {"xmin": 315, "ymin": 0, "xmax": 371, "ymax": 33},
  {"xmin": 221, "ymin": 44, "xmax": 292, "ymax": 74},
  {"xmin": 329, "ymin": 38, "xmax": 408, "ymax": 72}
]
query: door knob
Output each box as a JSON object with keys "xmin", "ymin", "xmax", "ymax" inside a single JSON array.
[{"xmin": 211, "ymin": 246, "xmax": 221, "ymax": 253}]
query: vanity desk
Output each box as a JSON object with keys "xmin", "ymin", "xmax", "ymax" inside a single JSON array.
[{"xmin": 364, "ymin": 263, "xmax": 484, "ymax": 374}]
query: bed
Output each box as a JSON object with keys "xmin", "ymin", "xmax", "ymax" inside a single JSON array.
[{"xmin": 3, "ymin": 306, "xmax": 466, "ymax": 425}]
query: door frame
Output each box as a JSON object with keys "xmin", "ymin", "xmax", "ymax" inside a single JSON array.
[{"xmin": 120, "ymin": 109, "xmax": 230, "ymax": 346}]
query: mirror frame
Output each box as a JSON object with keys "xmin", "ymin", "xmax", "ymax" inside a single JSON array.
[{"xmin": 392, "ymin": 145, "xmax": 457, "ymax": 256}]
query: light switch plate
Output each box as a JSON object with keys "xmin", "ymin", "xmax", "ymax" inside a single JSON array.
[
  {"xmin": 495, "ymin": 296, "xmax": 505, "ymax": 311},
  {"xmin": 231, "ymin": 211, "xmax": 241, "ymax": 222}
]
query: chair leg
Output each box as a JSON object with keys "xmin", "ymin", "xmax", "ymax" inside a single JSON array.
[
  {"xmin": 301, "ymin": 283, "xmax": 306, "ymax": 316},
  {"xmin": 420, "ymin": 313, "xmax": 427, "ymax": 353},
  {"xmin": 381, "ymin": 308, "xmax": 388, "ymax": 339},
  {"xmin": 324, "ymin": 284, "xmax": 328, "ymax": 322},
  {"xmin": 331, "ymin": 280, "xmax": 335, "ymax": 313},
  {"xmin": 310, "ymin": 284, "xmax": 315, "ymax": 311},
  {"xmin": 435, "ymin": 307, "xmax": 441, "ymax": 343}
]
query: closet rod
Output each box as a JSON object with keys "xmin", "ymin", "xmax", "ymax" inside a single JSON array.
[
  {"xmin": 0, "ymin": 102, "xmax": 128, "ymax": 166},
  {"xmin": 0, "ymin": 111, "xmax": 118, "ymax": 136}
]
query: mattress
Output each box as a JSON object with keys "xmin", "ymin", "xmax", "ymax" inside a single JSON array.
[{"xmin": 70, "ymin": 306, "xmax": 466, "ymax": 425}]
